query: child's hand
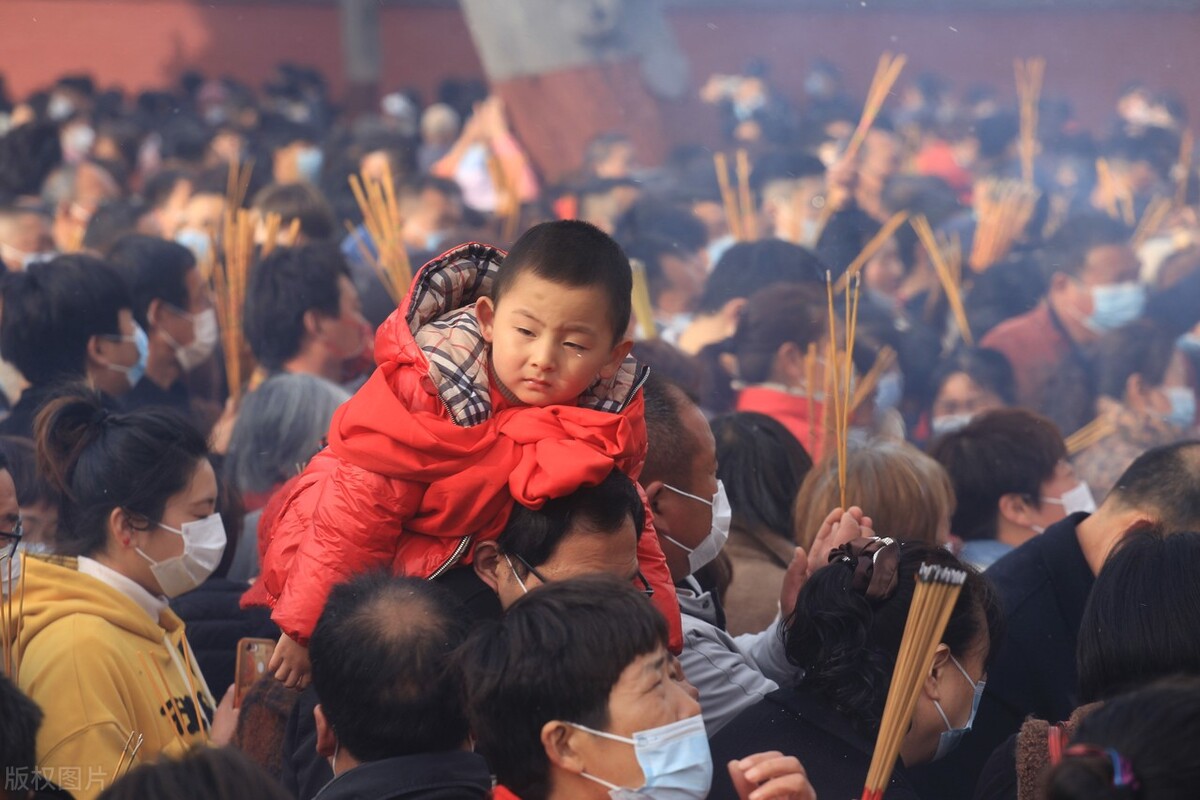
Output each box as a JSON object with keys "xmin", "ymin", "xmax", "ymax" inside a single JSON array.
[
  {"xmin": 728, "ymin": 752, "xmax": 816, "ymax": 800},
  {"xmin": 210, "ymin": 684, "xmax": 240, "ymax": 747},
  {"xmin": 269, "ymin": 632, "xmax": 311, "ymax": 690}
]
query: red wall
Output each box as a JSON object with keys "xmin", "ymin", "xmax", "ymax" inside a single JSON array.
[{"xmin": 3, "ymin": 2, "xmax": 1197, "ymax": 138}]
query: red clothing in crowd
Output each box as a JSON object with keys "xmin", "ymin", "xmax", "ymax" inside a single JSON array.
[
  {"xmin": 248, "ymin": 244, "xmax": 680, "ymax": 649},
  {"xmin": 736, "ymin": 385, "xmax": 827, "ymax": 462},
  {"xmin": 980, "ymin": 302, "xmax": 1074, "ymax": 411}
]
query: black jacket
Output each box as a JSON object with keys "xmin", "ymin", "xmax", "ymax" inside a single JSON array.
[
  {"xmin": 708, "ymin": 686, "xmax": 920, "ymax": 800},
  {"xmin": 910, "ymin": 513, "xmax": 1094, "ymax": 799},
  {"xmin": 169, "ymin": 577, "xmax": 279, "ymax": 694},
  {"xmin": 313, "ymin": 751, "xmax": 492, "ymax": 800}
]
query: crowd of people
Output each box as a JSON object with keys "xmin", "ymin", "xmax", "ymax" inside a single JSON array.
[{"xmin": 0, "ymin": 50, "xmax": 1198, "ymax": 800}]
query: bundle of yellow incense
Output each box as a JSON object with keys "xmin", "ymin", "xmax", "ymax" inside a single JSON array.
[
  {"xmin": 969, "ymin": 179, "xmax": 1040, "ymax": 272},
  {"xmin": 834, "ymin": 211, "xmax": 909, "ymax": 293},
  {"xmin": 862, "ymin": 563, "xmax": 967, "ymax": 800},
  {"xmin": 736, "ymin": 149, "xmax": 758, "ymax": 241},
  {"xmin": 1132, "ymin": 197, "xmax": 1173, "ymax": 249},
  {"xmin": 1014, "ymin": 58, "xmax": 1046, "ymax": 186},
  {"xmin": 487, "ymin": 149, "xmax": 522, "ymax": 243},
  {"xmin": 814, "ymin": 54, "xmax": 907, "ymax": 240},
  {"xmin": 1065, "ymin": 416, "xmax": 1117, "ymax": 455},
  {"xmin": 225, "ymin": 158, "xmax": 254, "ymax": 212},
  {"xmin": 826, "ymin": 271, "xmax": 862, "ymax": 508},
  {"xmin": 714, "ymin": 152, "xmax": 745, "ymax": 242},
  {"xmin": 630, "ymin": 259, "xmax": 658, "ymax": 341},
  {"xmin": 913, "ymin": 216, "xmax": 974, "ymax": 347},
  {"xmin": 844, "ymin": 52, "xmax": 908, "ymax": 164},
  {"xmin": 850, "ymin": 347, "xmax": 898, "ymax": 413},
  {"xmin": 214, "ymin": 209, "xmax": 256, "ymax": 402},
  {"xmin": 347, "ymin": 164, "xmax": 413, "ymax": 306}
]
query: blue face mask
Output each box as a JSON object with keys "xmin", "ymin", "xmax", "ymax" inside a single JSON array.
[
  {"xmin": 932, "ymin": 655, "xmax": 986, "ymax": 761},
  {"xmin": 175, "ymin": 229, "xmax": 211, "ymax": 264},
  {"xmin": 295, "ymin": 146, "xmax": 324, "ymax": 184},
  {"xmin": 1177, "ymin": 333, "xmax": 1200, "ymax": 358},
  {"xmin": 1163, "ymin": 386, "xmax": 1197, "ymax": 430},
  {"xmin": 875, "ymin": 371, "xmax": 904, "ymax": 413},
  {"xmin": 103, "ymin": 323, "xmax": 149, "ymax": 390},
  {"xmin": 1084, "ymin": 281, "xmax": 1146, "ymax": 333},
  {"xmin": 571, "ymin": 715, "xmax": 712, "ymax": 800}
]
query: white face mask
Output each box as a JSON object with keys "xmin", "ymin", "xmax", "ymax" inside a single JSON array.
[
  {"xmin": 161, "ymin": 307, "xmax": 219, "ymax": 372},
  {"xmin": 1042, "ymin": 482, "xmax": 1097, "ymax": 517},
  {"xmin": 660, "ymin": 481, "xmax": 731, "ymax": 575},
  {"xmin": 135, "ymin": 513, "xmax": 226, "ymax": 598},
  {"xmin": 931, "ymin": 412, "xmax": 974, "ymax": 437},
  {"xmin": 571, "ymin": 715, "xmax": 713, "ymax": 800}
]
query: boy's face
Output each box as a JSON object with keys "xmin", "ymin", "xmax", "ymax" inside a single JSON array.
[{"xmin": 477, "ymin": 271, "xmax": 633, "ymax": 407}]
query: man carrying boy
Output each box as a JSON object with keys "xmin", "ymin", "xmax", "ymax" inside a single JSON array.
[{"xmin": 253, "ymin": 221, "xmax": 678, "ymax": 685}]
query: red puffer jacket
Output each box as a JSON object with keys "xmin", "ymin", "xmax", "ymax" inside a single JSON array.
[{"xmin": 249, "ymin": 243, "xmax": 680, "ymax": 648}]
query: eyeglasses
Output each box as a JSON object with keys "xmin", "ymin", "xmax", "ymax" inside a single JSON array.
[
  {"xmin": 0, "ymin": 519, "xmax": 24, "ymax": 560},
  {"xmin": 508, "ymin": 550, "xmax": 654, "ymax": 599}
]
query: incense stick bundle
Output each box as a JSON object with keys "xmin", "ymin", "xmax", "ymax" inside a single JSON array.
[
  {"xmin": 844, "ymin": 52, "xmax": 908, "ymax": 165},
  {"xmin": 1065, "ymin": 415, "xmax": 1116, "ymax": 455},
  {"xmin": 913, "ymin": 216, "xmax": 975, "ymax": 347},
  {"xmin": 862, "ymin": 563, "xmax": 968, "ymax": 800},
  {"xmin": 1132, "ymin": 197, "xmax": 1173, "ymax": 249},
  {"xmin": 1176, "ymin": 129, "xmax": 1194, "ymax": 210},
  {"xmin": 630, "ymin": 259, "xmax": 658, "ymax": 341},
  {"xmin": 824, "ymin": 272, "xmax": 844, "ymax": 481},
  {"xmin": 826, "ymin": 271, "xmax": 861, "ymax": 508},
  {"xmin": 214, "ymin": 209, "xmax": 255, "ymax": 402},
  {"xmin": 736, "ymin": 149, "xmax": 758, "ymax": 241},
  {"xmin": 1014, "ymin": 58, "xmax": 1046, "ymax": 186},
  {"xmin": 834, "ymin": 212, "xmax": 909, "ymax": 293},
  {"xmin": 850, "ymin": 347, "xmax": 898, "ymax": 413},
  {"xmin": 486, "ymin": 149, "xmax": 522, "ymax": 243},
  {"xmin": 969, "ymin": 179, "xmax": 1040, "ymax": 272},
  {"xmin": 225, "ymin": 159, "xmax": 254, "ymax": 212},
  {"xmin": 714, "ymin": 153, "xmax": 744, "ymax": 242},
  {"xmin": 348, "ymin": 166, "xmax": 414, "ymax": 306},
  {"xmin": 813, "ymin": 53, "xmax": 907, "ymax": 241}
]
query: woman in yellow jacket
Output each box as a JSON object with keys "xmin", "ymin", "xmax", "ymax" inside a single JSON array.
[{"xmin": 10, "ymin": 389, "xmax": 236, "ymax": 800}]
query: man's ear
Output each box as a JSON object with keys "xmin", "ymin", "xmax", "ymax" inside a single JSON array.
[
  {"xmin": 473, "ymin": 540, "xmax": 503, "ymax": 593},
  {"xmin": 541, "ymin": 720, "xmax": 587, "ymax": 775},
  {"xmin": 475, "ymin": 296, "xmax": 496, "ymax": 343},
  {"xmin": 599, "ymin": 337, "xmax": 634, "ymax": 380},
  {"xmin": 146, "ymin": 298, "xmax": 165, "ymax": 332},
  {"xmin": 922, "ymin": 643, "xmax": 952, "ymax": 702},
  {"xmin": 86, "ymin": 333, "xmax": 107, "ymax": 366},
  {"xmin": 302, "ymin": 308, "xmax": 323, "ymax": 339},
  {"xmin": 644, "ymin": 481, "xmax": 667, "ymax": 515},
  {"xmin": 314, "ymin": 704, "xmax": 337, "ymax": 759},
  {"xmin": 1125, "ymin": 373, "xmax": 1150, "ymax": 412},
  {"xmin": 774, "ymin": 341, "xmax": 805, "ymax": 385},
  {"xmin": 997, "ymin": 493, "xmax": 1033, "ymax": 528}
]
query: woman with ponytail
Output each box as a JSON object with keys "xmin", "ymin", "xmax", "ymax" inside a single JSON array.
[
  {"xmin": 9, "ymin": 388, "xmax": 237, "ymax": 799},
  {"xmin": 709, "ymin": 539, "xmax": 1002, "ymax": 800}
]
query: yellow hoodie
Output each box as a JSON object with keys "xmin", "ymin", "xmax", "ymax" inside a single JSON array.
[{"xmin": 11, "ymin": 554, "xmax": 214, "ymax": 800}]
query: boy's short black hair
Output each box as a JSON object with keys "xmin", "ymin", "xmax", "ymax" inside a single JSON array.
[
  {"xmin": 0, "ymin": 255, "xmax": 131, "ymax": 385},
  {"xmin": 490, "ymin": 220, "xmax": 631, "ymax": 345},
  {"xmin": 243, "ymin": 243, "xmax": 350, "ymax": 371}
]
